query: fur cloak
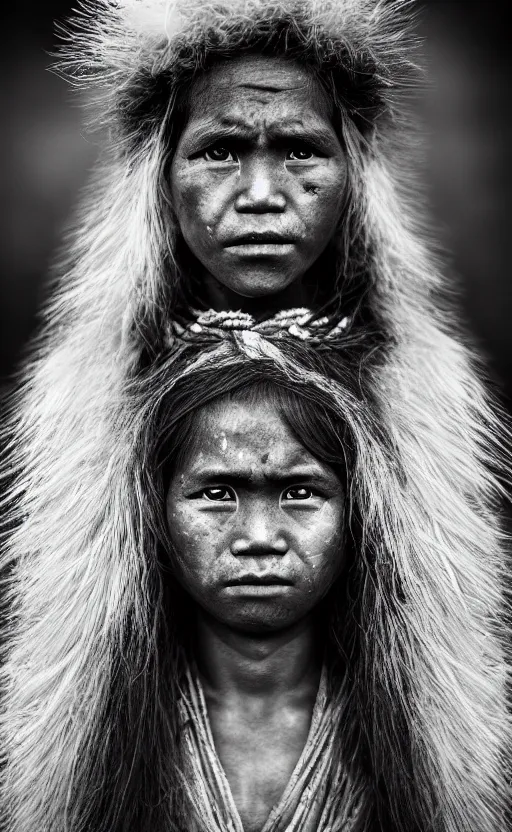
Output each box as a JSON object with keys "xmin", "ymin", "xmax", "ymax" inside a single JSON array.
[{"xmin": 0, "ymin": 1, "xmax": 510, "ymax": 831}]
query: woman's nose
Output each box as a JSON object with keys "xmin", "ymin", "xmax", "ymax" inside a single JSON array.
[
  {"xmin": 234, "ymin": 159, "xmax": 286, "ymax": 214},
  {"xmin": 230, "ymin": 507, "xmax": 288, "ymax": 556}
]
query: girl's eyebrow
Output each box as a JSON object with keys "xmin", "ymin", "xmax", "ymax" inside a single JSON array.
[
  {"xmin": 263, "ymin": 468, "xmax": 337, "ymax": 485},
  {"xmin": 185, "ymin": 465, "xmax": 338, "ymax": 486},
  {"xmin": 187, "ymin": 468, "xmax": 255, "ymax": 485}
]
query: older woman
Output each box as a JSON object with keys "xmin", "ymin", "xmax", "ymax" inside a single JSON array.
[{"xmin": 0, "ymin": 2, "xmax": 510, "ymax": 832}]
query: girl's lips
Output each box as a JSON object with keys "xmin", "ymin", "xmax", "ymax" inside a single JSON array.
[
  {"xmin": 224, "ymin": 242, "xmax": 295, "ymax": 257},
  {"xmin": 222, "ymin": 583, "xmax": 294, "ymax": 597}
]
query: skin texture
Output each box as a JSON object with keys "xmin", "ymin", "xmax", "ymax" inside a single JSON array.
[
  {"xmin": 170, "ymin": 56, "xmax": 348, "ymax": 309},
  {"xmin": 166, "ymin": 399, "xmax": 345, "ymax": 832},
  {"xmin": 166, "ymin": 399, "xmax": 345, "ymax": 634}
]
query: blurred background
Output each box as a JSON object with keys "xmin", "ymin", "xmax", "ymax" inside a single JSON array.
[{"xmin": 0, "ymin": 1, "xmax": 511, "ymax": 398}]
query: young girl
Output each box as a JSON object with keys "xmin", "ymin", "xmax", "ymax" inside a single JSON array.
[
  {"xmin": 162, "ymin": 373, "xmax": 353, "ymax": 832},
  {"xmin": 2, "ymin": 313, "xmax": 505, "ymax": 831}
]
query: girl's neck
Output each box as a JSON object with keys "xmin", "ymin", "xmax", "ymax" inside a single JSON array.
[{"xmin": 194, "ymin": 609, "xmax": 321, "ymax": 699}]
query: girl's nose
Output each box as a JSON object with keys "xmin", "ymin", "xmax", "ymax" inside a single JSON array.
[{"xmin": 230, "ymin": 508, "xmax": 288, "ymax": 556}]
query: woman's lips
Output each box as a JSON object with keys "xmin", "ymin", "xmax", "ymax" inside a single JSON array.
[
  {"xmin": 225, "ymin": 575, "xmax": 293, "ymax": 586},
  {"xmin": 223, "ymin": 232, "xmax": 296, "ymax": 247},
  {"xmin": 223, "ymin": 241, "xmax": 296, "ymax": 258}
]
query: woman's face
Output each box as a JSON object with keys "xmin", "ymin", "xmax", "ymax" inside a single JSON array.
[
  {"xmin": 170, "ymin": 56, "xmax": 348, "ymax": 299},
  {"xmin": 166, "ymin": 398, "xmax": 345, "ymax": 634}
]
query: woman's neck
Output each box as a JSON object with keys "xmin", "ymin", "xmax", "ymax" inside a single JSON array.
[{"xmin": 201, "ymin": 271, "xmax": 311, "ymax": 321}]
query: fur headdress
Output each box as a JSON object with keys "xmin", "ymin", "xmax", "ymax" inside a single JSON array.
[{"xmin": 0, "ymin": 2, "xmax": 510, "ymax": 831}]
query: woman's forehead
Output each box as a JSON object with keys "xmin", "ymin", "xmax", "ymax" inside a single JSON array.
[
  {"xmin": 186, "ymin": 55, "xmax": 333, "ymax": 120},
  {"xmin": 193, "ymin": 55, "xmax": 320, "ymax": 92}
]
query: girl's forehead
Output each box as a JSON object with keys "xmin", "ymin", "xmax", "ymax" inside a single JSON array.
[
  {"xmin": 192, "ymin": 398, "xmax": 306, "ymax": 460},
  {"xmin": 172, "ymin": 398, "xmax": 341, "ymax": 491}
]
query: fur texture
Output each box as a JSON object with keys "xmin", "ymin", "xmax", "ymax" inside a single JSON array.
[{"xmin": 0, "ymin": 1, "xmax": 510, "ymax": 831}]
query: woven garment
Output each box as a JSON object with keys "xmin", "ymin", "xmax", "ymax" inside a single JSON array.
[
  {"xmin": 179, "ymin": 666, "xmax": 363, "ymax": 832},
  {"xmin": 167, "ymin": 309, "xmax": 352, "ymax": 350}
]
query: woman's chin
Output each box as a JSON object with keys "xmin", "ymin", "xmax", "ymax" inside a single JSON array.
[{"xmin": 215, "ymin": 271, "xmax": 302, "ymax": 300}]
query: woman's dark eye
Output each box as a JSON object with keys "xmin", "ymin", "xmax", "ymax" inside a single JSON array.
[
  {"xmin": 282, "ymin": 486, "xmax": 314, "ymax": 501},
  {"xmin": 286, "ymin": 147, "xmax": 314, "ymax": 161},
  {"xmin": 204, "ymin": 146, "xmax": 236, "ymax": 162},
  {"xmin": 201, "ymin": 487, "xmax": 236, "ymax": 502}
]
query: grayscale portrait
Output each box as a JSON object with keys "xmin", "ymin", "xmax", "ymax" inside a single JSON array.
[{"xmin": 0, "ymin": 2, "xmax": 510, "ymax": 832}]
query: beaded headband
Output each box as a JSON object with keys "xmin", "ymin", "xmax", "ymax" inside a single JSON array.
[{"xmin": 166, "ymin": 308, "xmax": 352, "ymax": 350}]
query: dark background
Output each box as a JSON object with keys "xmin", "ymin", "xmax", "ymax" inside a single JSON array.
[{"xmin": 1, "ymin": 2, "xmax": 511, "ymax": 398}]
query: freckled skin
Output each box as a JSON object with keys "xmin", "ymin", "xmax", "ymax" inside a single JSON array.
[
  {"xmin": 166, "ymin": 400, "xmax": 345, "ymax": 633},
  {"xmin": 166, "ymin": 399, "xmax": 346, "ymax": 831},
  {"xmin": 170, "ymin": 56, "xmax": 348, "ymax": 302}
]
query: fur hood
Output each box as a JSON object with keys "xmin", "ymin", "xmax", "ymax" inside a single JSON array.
[{"xmin": 0, "ymin": 1, "xmax": 510, "ymax": 831}]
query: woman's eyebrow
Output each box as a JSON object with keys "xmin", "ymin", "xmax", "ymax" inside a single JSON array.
[
  {"xmin": 182, "ymin": 120, "xmax": 258, "ymax": 150},
  {"xmin": 183, "ymin": 118, "xmax": 337, "ymax": 152},
  {"xmin": 265, "ymin": 123, "xmax": 337, "ymax": 150}
]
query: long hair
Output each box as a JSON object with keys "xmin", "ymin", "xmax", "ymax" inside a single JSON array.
[
  {"xmin": 21, "ymin": 334, "xmax": 393, "ymax": 832},
  {"xmin": 47, "ymin": 0, "xmax": 420, "ymax": 353},
  {"xmin": 0, "ymin": 2, "xmax": 510, "ymax": 831},
  {"xmin": 105, "ymin": 350, "xmax": 363, "ymax": 832}
]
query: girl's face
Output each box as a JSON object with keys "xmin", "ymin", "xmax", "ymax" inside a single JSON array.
[{"xmin": 166, "ymin": 398, "xmax": 345, "ymax": 634}]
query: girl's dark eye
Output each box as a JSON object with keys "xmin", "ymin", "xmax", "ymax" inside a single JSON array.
[
  {"xmin": 282, "ymin": 486, "xmax": 314, "ymax": 501},
  {"xmin": 286, "ymin": 147, "xmax": 314, "ymax": 161},
  {"xmin": 201, "ymin": 487, "xmax": 236, "ymax": 502},
  {"xmin": 204, "ymin": 146, "xmax": 236, "ymax": 162}
]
